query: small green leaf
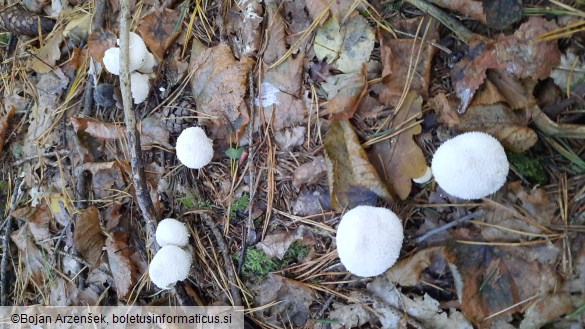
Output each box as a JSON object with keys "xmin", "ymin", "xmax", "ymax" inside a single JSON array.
[{"xmin": 225, "ymin": 147, "xmax": 244, "ymax": 159}]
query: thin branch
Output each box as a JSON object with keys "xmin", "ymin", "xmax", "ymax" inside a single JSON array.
[
  {"xmin": 406, "ymin": 0, "xmax": 474, "ymax": 44},
  {"xmin": 119, "ymin": 0, "xmax": 159, "ymax": 254},
  {"xmin": 203, "ymin": 214, "xmax": 242, "ymax": 307},
  {"xmin": 415, "ymin": 210, "xmax": 485, "ymax": 243}
]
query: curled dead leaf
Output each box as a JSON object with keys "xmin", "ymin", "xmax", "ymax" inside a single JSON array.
[
  {"xmin": 324, "ymin": 120, "xmax": 392, "ymax": 210},
  {"xmin": 190, "ymin": 44, "xmax": 254, "ymax": 144},
  {"xmin": 369, "ymin": 92, "xmax": 428, "ymax": 200},
  {"xmin": 136, "ymin": 8, "xmax": 181, "ymax": 62},
  {"xmin": 73, "ymin": 206, "xmax": 106, "ymax": 267},
  {"xmin": 88, "ymin": 29, "xmax": 117, "ymax": 63}
]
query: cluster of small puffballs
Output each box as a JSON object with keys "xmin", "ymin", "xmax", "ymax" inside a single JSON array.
[
  {"xmin": 102, "ymin": 32, "xmax": 157, "ymax": 104},
  {"xmin": 336, "ymin": 131, "xmax": 509, "ymax": 277},
  {"xmin": 148, "ymin": 218, "xmax": 193, "ymax": 289}
]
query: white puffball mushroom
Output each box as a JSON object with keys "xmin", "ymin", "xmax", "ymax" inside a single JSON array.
[
  {"xmin": 127, "ymin": 32, "xmax": 149, "ymax": 72},
  {"xmin": 130, "ymin": 72, "xmax": 150, "ymax": 104},
  {"xmin": 431, "ymin": 131, "xmax": 509, "ymax": 200},
  {"xmin": 103, "ymin": 47, "xmax": 121, "ymax": 75},
  {"xmin": 176, "ymin": 127, "xmax": 214, "ymax": 169},
  {"xmin": 138, "ymin": 51, "xmax": 157, "ymax": 74},
  {"xmin": 336, "ymin": 206, "xmax": 404, "ymax": 277},
  {"xmin": 413, "ymin": 166, "xmax": 433, "ymax": 184},
  {"xmin": 156, "ymin": 218, "xmax": 190, "ymax": 248},
  {"xmin": 149, "ymin": 245, "xmax": 192, "ymax": 289}
]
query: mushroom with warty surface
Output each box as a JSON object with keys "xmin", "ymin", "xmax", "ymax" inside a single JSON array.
[
  {"xmin": 155, "ymin": 218, "xmax": 190, "ymax": 248},
  {"xmin": 336, "ymin": 206, "xmax": 404, "ymax": 277},
  {"xmin": 148, "ymin": 245, "xmax": 192, "ymax": 289},
  {"xmin": 431, "ymin": 131, "xmax": 509, "ymax": 200},
  {"xmin": 175, "ymin": 127, "xmax": 214, "ymax": 169}
]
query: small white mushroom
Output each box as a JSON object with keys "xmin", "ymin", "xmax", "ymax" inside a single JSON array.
[
  {"xmin": 176, "ymin": 127, "xmax": 214, "ymax": 169},
  {"xmin": 148, "ymin": 245, "xmax": 192, "ymax": 289},
  {"xmin": 413, "ymin": 166, "xmax": 433, "ymax": 184},
  {"xmin": 336, "ymin": 206, "xmax": 404, "ymax": 277},
  {"xmin": 138, "ymin": 52, "xmax": 157, "ymax": 74},
  {"xmin": 102, "ymin": 47, "xmax": 121, "ymax": 75},
  {"xmin": 156, "ymin": 218, "xmax": 190, "ymax": 248},
  {"xmin": 130, "ymin": 72, "xmax": 150, "ymax": 104},
  {"xmin": 431, "ymin": 131, "xmax": 509, "ymax": 200},
  {"xmin": 103, "ymin": 32, "xmax": 155, "ymax": 75}
]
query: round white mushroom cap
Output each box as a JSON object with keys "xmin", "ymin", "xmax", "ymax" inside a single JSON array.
[
  {"xmin": 176, "ymin": 127, "xmax": 214, "ymax": 169},
  {"xmin": 431, "ymin": 131, "xmax": 509, "ymax": 200},
  {"xmin": 126, "ymin": 32, "xmax": 149, "ymax": 72},
  {"xmin": 130, "ymin": 72, "xmax": 150, "ymax": 104},
  {"xmin": 138, "ymin": 51, "xmax": 157, "ymax": 74},
  {"xmin": 103, "ymin": 47, "xmax": 121, "ymax": 75},
  {"xmin": 156, "ymin": 218, "xmax": 190, "ymax": 248},
  {"xmin": 148, "ymin": 245, "xmax": 192, "ymax": 289},
  {"xmin": 336, "ymin": 206, "xmax": 404, "ymax": 277}
]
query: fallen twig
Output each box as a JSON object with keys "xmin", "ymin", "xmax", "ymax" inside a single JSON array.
[
  {"xmin": 238, "ymin": 71, "xmax": 258, "ymax": 276},
  {"xmin": 415, "ymin": 210, "xmax": 485, "ymax": 243},
  {"xmin": 529, "ymin": 105, "xmax": 585, "ymax": 138},
  {"xmin": 1, "ymin": 179, "xmax": 24, "ymax": 306},
  {"xmin": 119, "ymin": 0, "xmax": 159, "ymax": 254},
  {"xmin": 406, "ymin": 0, "xmax": 474, "ymax": 44},
  {"xmin": 203, "ymin": 214, "xmax": 242, "ymax": 307},
  {"xmin": 13, "ymin": 149, "xmax": 70, "ymax": 166}
]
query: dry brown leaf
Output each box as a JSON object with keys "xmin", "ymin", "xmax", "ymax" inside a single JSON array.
[
  {"xmin": 444, "ymin": 243, "xmax": 560, "ymax": 327},
  {"xmin": 105, "ymin": 231, "xmax": 135, "ymax": 298},
  {"xmin": 71, "ymin": 117, "xmax": 124, "ymax": 140},
  {"xmin": 452, "ymin": 17, "xmax": 560, "ymax": 112},
  {"xmin": 83, "ymin": 161, "xmax": 127, "ymax": 201},
  {"xmin": 256, "ymin": 226, "xmax": 314, "ymax": 260},
  {"xmin": 251, "ymin": 274, "xmax": 316, "ymax": 327},
  {"xmin": 11, "ymin": 224, "xmax": 46, "ymax": 286},
  {"xmin": 139, "ymin": 116, "xmax": 172, "ymax": 149},
  {"xmin": 31, "ymin": 32, "xmax": 63, "ymax": 73},
  {"xmin": 73, "ymin": 206, "xmax": 105, "ymax": 267},
  {"xmin": 379, "ymin": 18, "xmax": 438, "ymax": 106},
  {"xmin": 323, "ymin": 67, "xmax": 367, "ymax": 120},
  {"xmin": 324, "ymin": 121, "xmax": 392, "ymax": 210},
  {"xmin": 225, "ymin": 0, "xmax": 263, "ymax": 58},
  {"xmin": 255, "ymin": 0, "xmax": 307, "ymax": 130},
  {"xmin": 432, "ymin": 81, "xmax": 538, "ymax": 152},
  {"xmin": 292, "ymin": 155, "xmax": 327, "ymax": 189},
  {"xmin": 11, "ymin": 199, "xmax": 54, "ymax": 250},
  {"xmin": 0, "ymin": 106, "xmax": 16, "ymax": 152},
  {"xmin": 369, "ymin": 92, "xmax": 427, "ymax": 200},
  {"xmin": 520, "ymin": 293, "xmax": 575, "ymax": 329},
  {"xmin": 87, "ymin": 29, "xmax": 117, "ymax": 63},
  {"xmin": 385, "ymin": 246, "xmax": 445, "ymax": 286},
  {"xmin": 190, "ymin": 44, "xmax": 254, "ymax": 144},
  {"xmin": 23, "ymin": 70, "xmax": 69, "ymax": 159},
  {"xmin": 136, "ymin": 8, "xmax": 181, "ymax": 62},
  {"xmin": 507, "ymin": 181, "xmax": 558, "ymax": 226}
]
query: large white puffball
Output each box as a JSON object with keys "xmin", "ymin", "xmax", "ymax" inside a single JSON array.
[
  {"xmin": 156, "ymin": 218, "xmax": 190, "ymax": 248},
  {"xmin": 176, "ymin": 127, "xmax": 214, "ymax": 169},
  {"xmin": 336, "ymin": 206, "xmax": 404, "ymax": 277},
  {"xmin": 431, "ymin": 131, "xmax": 509, "ymax": 200},
  {"xmin": 130, "ymin": 72, "xmax": 150, "ymax": 104},
  {"xmin": 149, "ymin": 245, "xmax": 192, "ymax": 289},
  {"xmin": 103, "ymin": 47, "xmax": 121, "ymax": 75}
]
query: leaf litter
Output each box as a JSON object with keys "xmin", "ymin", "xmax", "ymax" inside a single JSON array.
[{"xmin": 1, "ymin": 0, "xmax": 585, "ymax": 327}]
